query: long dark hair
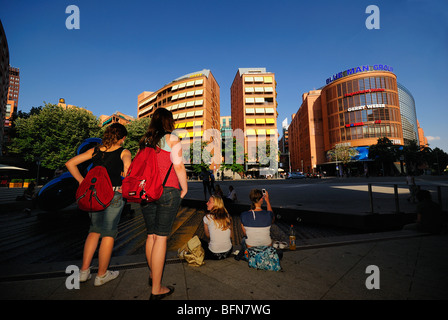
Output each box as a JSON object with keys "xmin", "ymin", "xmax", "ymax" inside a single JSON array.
[
  {"xmin": 249, "ymin": 189, "xmax": 263, "ymax": 210},
  {"xmin": 139, "ymin": 108, "xmax": 174, "ymax": 149},
  {"xmin": 93, "ymin": 123, "xmax": 127, "ymax": 157},
  {"xmin": 102, "ymin": 123, "xmax": 127, "ymax": 149}
]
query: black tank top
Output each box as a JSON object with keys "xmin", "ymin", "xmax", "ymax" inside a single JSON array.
[{"xmin": 92, "ymin": 147, "xmax": 124, "ymax": 186}]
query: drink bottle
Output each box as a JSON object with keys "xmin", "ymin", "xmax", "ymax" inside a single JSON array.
[{"xmin": 289, "ymin": 224, "xmax": 296, "ymax": 250}]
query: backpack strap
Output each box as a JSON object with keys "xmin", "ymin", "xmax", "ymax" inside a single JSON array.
[{"xmin": 162, "ymin": 164, "xmax": 173, "ymax": 187}]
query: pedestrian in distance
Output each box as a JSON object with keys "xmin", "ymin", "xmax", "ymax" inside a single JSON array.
[
  {"xmin": 65, "ymin": 123, "xmax": 132, "ymax": 286},
  {"xmin": 139, "ymin": 108, "xmax": 188, "ymax": 300},
  {"xmin": 199, "ymin": 168, "xmax": 212, "ymax": 200},
  {"xmin": 201, "ymin": 195, "xmax": 233, "ymax": 260},
  {"xmin": 213, "ymin": 184, "xmax": 224, "ymax": 197},
  {"xmin": 224, "ymin": 185, "xmax": 237, "ymax": 203},
  {"xmin": 406, "ymin": 174, "xmax": 417, "ymax": 203}
]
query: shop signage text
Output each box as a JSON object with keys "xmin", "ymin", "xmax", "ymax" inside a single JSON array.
[
  {"xmin": 326, "ymin": 64, "xmax": 394, "ymax": 85},
  {"xmin": 344, "ymin": 88, "xmax": 385, "ymax": 98},
  {"xmin": 347, "ymin": 104, "xmax": 385, "ymax": 112}
]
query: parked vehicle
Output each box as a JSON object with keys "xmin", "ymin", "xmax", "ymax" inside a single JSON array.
[{"xmin": 287, "ymin": 172, "xmax": 306, "ymax": 179}]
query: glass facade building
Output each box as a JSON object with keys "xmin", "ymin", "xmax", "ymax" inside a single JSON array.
[{"xmin": 397, "ymin": 82, "xmax": 419, "ymax": 145}]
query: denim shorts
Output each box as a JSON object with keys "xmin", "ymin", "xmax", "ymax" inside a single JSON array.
[
  {"xmin": 141, "ymin": 187, "xmax": 181, "ymax": 236},
  {"xmin": 89, "ymin": 191, "xmax": 125, "ymax": 239}
]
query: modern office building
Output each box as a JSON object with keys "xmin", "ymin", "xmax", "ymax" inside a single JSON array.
[
  {"xmin": 3, "ymin": 67, "xmax": 20, "ymax": 152},
  {"xmin": 137, "ymin": 69, "xmax": 220, "ymax": 146},
  {"xmin": 0, "ymin": 20, "xmax": 9, "ymax": 156},
  {"xmin": 230, "ymin": 68, "xmax": 278, "ymax": 164},
  {"xmin": 99, "ymin": 111, "xmax": 135, "ymax": 127},
  {"xmin": 289, "ymin": 64, "xmax": 421, "ymax": 175},
  {"xmin": 397, "ymin": 82, "xmax": 419, "ymax": 145}
]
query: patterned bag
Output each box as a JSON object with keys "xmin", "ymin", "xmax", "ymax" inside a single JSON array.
[{"xmin": 245, "ymin": 246, "xmax": 281, "ymax": 271}]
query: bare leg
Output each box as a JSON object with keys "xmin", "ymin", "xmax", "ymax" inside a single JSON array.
[
  {"xmin": 146, "ymin": 234, "xmax": 170, "ymax": 295},
  {"xmin": 97, "ymin": 236, "xmax": 115, "ymax": 276},
  {"xmin": 81, "ymin": 232, "xmax": 100, "ymax": 271}
]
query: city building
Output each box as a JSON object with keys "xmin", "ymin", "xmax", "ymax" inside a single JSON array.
[
  {"xmin": 220, "ymin": 115, "xmax": 232, "ymax": 140},
  {"xmin": 99, "ymin": 111, "xmax": 135, "ymax": 127},
  {"xmin": 57, "ymin": 98, "xmax": 92, "ymax": 114},
  {"xmin": 0, "ymin": 19, "xmax": 9, "ymax": 156},
  {"xmin": 397, "ymin": 82, "xmax": 419, "ymax": 145},
  {"xmin": 230, "ymin": 68, "xmax": 278, "ymax": 166},
  {"xmin": 278, "ymin": 118, "xmax": 290, "ymax": 172},
  {"xmin": 2, "ymin": 66, "xmax": 20, "ymax": 153},
  {"xmin": 417, "ymin": 120, "xmax": 428, "ymax": 148},
  {"xmin": 289, "ymin": 64, "xmax": 425, "ymax": 175},
  {"xmin": 137, "ymin": 69, "xmax": 220, "ymax": 149},
  {"xmin": 289, "ymin": 90, "xmax": 325, "ymax": 174}
]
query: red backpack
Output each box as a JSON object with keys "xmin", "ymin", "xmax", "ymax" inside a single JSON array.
[
  {"xmin": 76, "ymin": 165, "xmax": 114, "ymax": 212},
  {"xmin": 122, "ymin": 146, "xmax": 172, "ymax": 203}
]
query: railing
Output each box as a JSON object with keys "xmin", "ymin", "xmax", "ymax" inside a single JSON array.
[{"xmin": 367, "ymin": 183, "xmax": 447, "ymax": 214}]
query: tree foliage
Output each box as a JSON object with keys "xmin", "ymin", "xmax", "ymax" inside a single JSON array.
[
  {"xmin": 122, "ymin": 117, "xmax": 151, "ymax": 157},
  {"xmin": 10, "ymin": 103, "xmax": 101, "ymax": 170}
]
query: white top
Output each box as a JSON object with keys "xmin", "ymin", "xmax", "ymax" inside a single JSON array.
[
  {"xmin": 244, "ymin": 226, "xmax": 271, "ymax": 247},
  {"xmin": 227, "ymin": 190, "xmax": 237, "ymax": 201},
  {"xmin": 203, "ymin": 215, "xmax": 232, "ymax": 253}
]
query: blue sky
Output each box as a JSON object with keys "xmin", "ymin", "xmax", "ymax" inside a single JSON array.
[{"xmin": 2, "ymin": 0, "xmax": 448, "ymax": 151}]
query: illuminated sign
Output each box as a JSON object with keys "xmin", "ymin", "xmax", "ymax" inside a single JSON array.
[
  {"xmin": 326, "ymin": 64, "xmax": 394, "ymax": 85},
  {"xmin": 345, "ymin": 122, "xmax": 364, "ymax": 128},
  {"xmin": 344, "ymin": 88, "xmax": 385, "ymax": 98},
  {"xmin": 345, "ymin": 120, "xmax": 382, "ymax": 128},
  {"xmin": 347, "ymin": 104, "xmax": 385, "ymax": 112}
]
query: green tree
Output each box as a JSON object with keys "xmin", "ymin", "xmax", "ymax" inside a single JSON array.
[
  {"xmin": 368, "ymin": 137, "xmax": 400, "ymax": 175},
  {"xmin": 221, "ymin": 137, "xmax": 245, "ymax": 176},
  {"xmin": 122, "ymin": 117, "xmax": 151, "ymax": 156},
  {"xmin": 9, "ymin": 103, "xmax": 101, "ymax": 170},
  {"xmin": 327, "ymin": 144, "xmax": 358, "ymax": 164}
]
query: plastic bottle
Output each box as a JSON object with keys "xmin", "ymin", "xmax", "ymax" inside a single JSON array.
[{"xmin": 289, "ymin": 224, "xmax": 296, "ymax": 250}]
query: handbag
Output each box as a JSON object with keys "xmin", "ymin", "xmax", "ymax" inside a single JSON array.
[
  {"xmin": 177, "ymin": 235, "xmax": 205, "ymax": 267},
  {"xmin": 245, "ymin": 246, "xmax": 281, "ymax": 271}
]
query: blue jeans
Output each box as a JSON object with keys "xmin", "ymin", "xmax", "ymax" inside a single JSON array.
[
  {"xmin": 141, "ymin": 187, "xmax": 181, "ymax": 236},
  {"xmin": 88, "ymin": 191, "xmax": 125, "ymax": 239}
]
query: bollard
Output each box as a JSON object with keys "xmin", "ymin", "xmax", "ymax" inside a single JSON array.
[{"xmin": 368, "ymin": 183, "xmax": 374, "ymax": 214}]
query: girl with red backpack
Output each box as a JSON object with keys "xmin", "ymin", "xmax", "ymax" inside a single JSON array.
[
  {"xmin": 65, "ymin": 123, "xmax": 132, "ymax": 286},
  {"xmin": 139, "ymin": 108, "xmax": 188, "ymax": 300}
]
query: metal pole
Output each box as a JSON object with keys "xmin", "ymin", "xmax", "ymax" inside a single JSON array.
[
  {"xmin": 368, "ymin": 183, "xmax": 374, "ymax": 214},
  {"xmin": 394, "ymin": 184, "xmax": 400, "ymax": 214}
]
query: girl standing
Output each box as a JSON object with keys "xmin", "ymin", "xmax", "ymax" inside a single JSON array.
[
  {"xmin": 139, "ymin": 108, "xmax": 188, "ymax": 300},
  {"xmin": 65, "ymin": 123, "xmax": 131, "ymax": 286}
]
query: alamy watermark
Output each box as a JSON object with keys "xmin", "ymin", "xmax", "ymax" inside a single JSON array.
[
  {"xmin": 365, "ymin": 5, "xmax": 380, "ymax": 30},
  {"xmin": 65, "ymin": 265, "xmax": 80, "ymax": 289},
  {"xmin": 365, "ymin": 265, "xmax": 380, "ymax": 289},
  {"xmin": 169, "ymin": 128, "xmax": 279, "ymax": 175},
  {"xmin": 66, "ymin": 5, "xmax": 80, "ymax": 30}
]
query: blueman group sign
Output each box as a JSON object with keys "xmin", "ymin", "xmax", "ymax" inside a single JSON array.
[{"xmin": 326, "ymin": 64, "xmax": 394, "ymax": 85}]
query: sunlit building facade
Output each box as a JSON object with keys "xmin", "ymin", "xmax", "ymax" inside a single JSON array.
[
  {"xmin": 137, "ymin": 69, "xmax": 220, "ymax": 146},
  {"xmin": 289, "ymin": 64, "xmax": 411, "ymax": 175},
  {"xmin": 230, "ymin": 68, "xmax": 278, "ymax": 164}
]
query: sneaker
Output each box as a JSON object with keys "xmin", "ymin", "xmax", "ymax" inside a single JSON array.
[
  {"xmin": 80, "ymin": 268, "xmax": 91, "ymax": 282},
  {"xmin": 94, "ymin": 270, "xmax": 119, "ymax": 286}
]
